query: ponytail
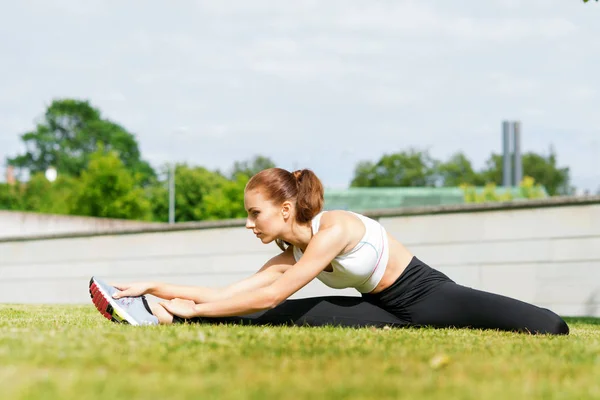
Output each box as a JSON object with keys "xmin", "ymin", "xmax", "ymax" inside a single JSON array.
[{"xmin": 292, "ymin": 169, "xmax": 324, "ymax": 224}]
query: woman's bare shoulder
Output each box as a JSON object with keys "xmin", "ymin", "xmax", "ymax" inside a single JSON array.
[{"xmin": 319, "ymin": 210, "xmax": 361, "ymax": 230}]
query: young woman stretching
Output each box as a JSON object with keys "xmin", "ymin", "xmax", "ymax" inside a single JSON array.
[{"xmin": 89, "ymin": 168, "xmax": 569, "ymax": 335}]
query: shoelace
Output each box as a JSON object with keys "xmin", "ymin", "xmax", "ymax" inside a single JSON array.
[{"xmin": 119, "ymin": 297, "xmax": 136, "ymax": 308}]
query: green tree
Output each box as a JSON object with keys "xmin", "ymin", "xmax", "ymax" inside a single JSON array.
[
  {"xmin": 19, "ymin": 173, "xmax": 79, "ymax": 215},
  {"xmin": 0, "ymin": 174, "xmax": 80, "ymax": 214},
  {"xmin": 478, "ymin": 154, "xmax": 503, "ymax": 186},
  {"xmin": 173, "ymin": 165, "xmax": 225, "ymax": 222},
  {"xmin": 7, "ymin": 98, "xmax": 155, "ymax": 185},
  {"xmin": 0, "ymin": 183, "xmax": 22, "ymax": 210},
  {"xmin": 149, "ymin": 164, "xmax": 248, "ymax": 223},
  {"xmin": 203, "ymin": 173, "xmax": 248, "ymax": 220},
  {"xmin": 146, "ymin": 167, "xmax": 170, "ymax": 222},
  {"xmin": 231, "ymin": 155, "xmax": 276, "ymax": 179},
  {"xmin": 350, "ymin": 149, "xmax": 438, "ymax": 187},
  {"xmin": 436, "ymin": 152, "xmax": 485, "ymax": 187},
  {"xmin": 72, "ymin": 149, "xmax": 152, "ymax": 220},
  {"xmin": 522, "ymin": 151, "xmax": 573, "ymax": 195},
  {"xmin": 351, "ymin": 147, "xmax": 572, "ymax": 195},
  {"xmin": 478, "ymin": 148, "xmax": 572, "ymax": 195},
  {"xmin": 349, "ymin": 161, "xmax": 377, "ymax": 187},
  {"xmin": 461, "ymin": 176, "xmax": 546, "ymax": 204}
]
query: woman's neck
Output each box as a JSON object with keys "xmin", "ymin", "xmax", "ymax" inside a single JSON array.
[{"xmin": 280, "ymin": 222, "xmax": 313, "ymax": 251}]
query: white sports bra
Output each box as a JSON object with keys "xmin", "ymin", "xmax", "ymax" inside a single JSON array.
[{"xmin": 292, "ymin": 210, "xmax": 389, "ymax": 293}]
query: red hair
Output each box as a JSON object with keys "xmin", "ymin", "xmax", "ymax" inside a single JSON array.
[{"xmin": 246, "ymin": 167, "xmax": 324, "ymax": 250}]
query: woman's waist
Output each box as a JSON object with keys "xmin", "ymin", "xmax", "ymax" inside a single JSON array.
[
  {"xmin": 363, "ymin": 255, "xmax": 453, "ymax": 305},
  {"xmin": 367, "ymin": 235, "xmax": 414, "ymax": 294}
]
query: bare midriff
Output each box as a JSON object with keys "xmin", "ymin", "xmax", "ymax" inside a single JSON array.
[{"xmin": 368, "ymin": 232, "xmax": 414, "ymax": 294}]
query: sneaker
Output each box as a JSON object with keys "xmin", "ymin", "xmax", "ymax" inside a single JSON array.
[{"xmin": 89, "ymin": 276, "xmax": 159, "ymax": 326}]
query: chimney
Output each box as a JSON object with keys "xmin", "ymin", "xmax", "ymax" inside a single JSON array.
[
  {"xmin": 502, "ymin": 121, "xmax": 512, "ymax": 187},
  {"xmin": 513, "ymin": 121, "xmax": 522, "ymax": 186}
]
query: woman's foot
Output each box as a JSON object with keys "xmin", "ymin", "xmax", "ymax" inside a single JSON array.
[
  {"xmin": 89, "ymin": 276, "xmax": 159, "ymax": 326},
  {"xmin": 149, "ymin": 302, "xmax": 175, "ymax": 324}
]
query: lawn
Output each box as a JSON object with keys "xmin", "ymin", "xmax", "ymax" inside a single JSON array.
[{"xmin": 1, "ymin": 305, "xmax": 599, "ymax": 400}]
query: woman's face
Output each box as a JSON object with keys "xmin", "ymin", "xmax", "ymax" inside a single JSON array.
[{"xmin": 244, "ymin": 188, "xmax": 287, "ymax": 244}]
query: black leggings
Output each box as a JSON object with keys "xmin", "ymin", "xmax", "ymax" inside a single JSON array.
[{"xmin": 175, "ymin": 257, "xmax": 569, "ymax": 335}]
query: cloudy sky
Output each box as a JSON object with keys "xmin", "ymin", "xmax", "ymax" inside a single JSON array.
[{"xmin": 1, "ymin": 0, "xmax": 599, "ymax": 192}]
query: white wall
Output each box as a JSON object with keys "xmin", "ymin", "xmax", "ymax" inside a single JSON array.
[
  {"xmin": 0, "ymin": 211, "xmax": 165, "ymax": 239},
  {"xmin": 0, "ymin": 225, "xmax": 355, "ymax": 305},
  {"xmin": 1, "ymin": 198, "xmax": 600, "ymax": 317},
  {"xmin": 381, "ymin": 203, "xmax": 600, "ymax": 317}
]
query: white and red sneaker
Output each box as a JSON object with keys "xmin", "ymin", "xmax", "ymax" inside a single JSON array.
[{"xmin": 89, "ymin": 276, "xmax": 159, "ymax": 326}]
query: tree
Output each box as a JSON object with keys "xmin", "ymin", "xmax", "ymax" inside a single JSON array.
[
  {"xmin": 522, "ymin": 150, "xmax": 572, "ymax": 195},
  {"xmin": 478, "ymin": 154, "xmax": 504, "ymax": 186},
  {"xmin": 461, "ymin": 176, "xmax": 546, "ymax": 204},
  {"xmin": 7, "ymin": 99, "xmax": 156, "ymax": 185},
  {"xmin": 0, "ymin": 183, "xmax": 21, "ymax": 211},
  {"xmin": 146, "ymin": 167, "xmax": 170, "ymax": 222},
  {"xmin": 0, "ymin": 173, "xmax": 80, "ymax": 214},
  {"xmin": 351, "ymin": 147, "xmax": 573, "ymax": 195},
  {"xmin": 149, "ymin": 164, "xmax": 248, "ymax": 223},
  {"xmin": 230, "ymin": 155, "xmax": 276, "ymax": 179},
  {"xmin": 478, "ymin": 148, "xmax": 572, "ymax": 196},
  {"xmin": 350, "ymin": 149, "xmax": 438, "ymax": 187},
  {"xmin": 18, "ymin": 173, "xmax": 79, "ymax": 215},
  {"xmin": 436, "ymin": 152, "xmax": 485, "ymax": 187},
  {"xmin": 173, "ymin": 165, "xmax": 226, "ymax": 222},
  {"xmin": 203, "ymin": 173, "xmax": 248, "ymax": 220},
  {"xmin": 71, "ymin": 149, "xmax": 152, "ymax": 220}
]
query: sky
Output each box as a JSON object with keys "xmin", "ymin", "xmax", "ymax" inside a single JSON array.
[{"xmin": 1, "ymin": 0, "xmax": 599, "ymax": 192}]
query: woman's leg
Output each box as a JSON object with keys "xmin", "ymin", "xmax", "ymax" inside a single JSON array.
[
  {"xmin": 171, "ymin": 296, "xmax": 411, "ymax": 328},
  {"xmin": 406, "ymin": 282, "xmax": 569, "ymax": 335}
]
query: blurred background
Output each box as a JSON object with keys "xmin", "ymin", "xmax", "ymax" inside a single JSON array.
[
  {"xmin": 1, "ymin": 1, "xmax": 599, "ymax": 313},
  {"xmin": 1, "ymin": 0, "xmax": 599, "ymax": 223}
]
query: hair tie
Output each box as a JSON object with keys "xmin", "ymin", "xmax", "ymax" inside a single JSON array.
[{"xmin": 292, "ymin": 170, "xmax": 302, "ymax": 182}]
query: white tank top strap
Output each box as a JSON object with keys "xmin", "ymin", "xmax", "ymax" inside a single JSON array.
[
  {"xmin": 292, "ymin": 210, "xmax": 389, "ymax": 293},
  {"xmin": 310, "ymin": 210, "xmax": 327, "ymax": 235},
  {"xmin": 292, "ymin": 210, "xmax": 326, "ymax": 261}
]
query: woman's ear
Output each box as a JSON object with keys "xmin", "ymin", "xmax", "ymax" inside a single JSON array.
[{"xmin": 281, "ymin": 201, "xmax": 293, "ymax": 219}]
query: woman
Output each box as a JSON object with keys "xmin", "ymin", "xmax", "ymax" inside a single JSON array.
[{"xmin": 89, "ymin": 168, "xmax": 569, "ymax": 334}]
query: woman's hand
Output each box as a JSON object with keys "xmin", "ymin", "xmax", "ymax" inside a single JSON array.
[
  {"xmin": 111, "ymin": 282, "xmax": 155, "ymax": 299},
  {"xmin": 159, "ymin": 298, "xmax": 198, "ymax": 319}
]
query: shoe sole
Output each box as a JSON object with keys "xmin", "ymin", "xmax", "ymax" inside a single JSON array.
[{"xmin": 89, "ymin": 277, "xmax": 140, "ymax": 326}]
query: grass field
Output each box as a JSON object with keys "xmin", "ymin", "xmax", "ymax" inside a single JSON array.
[{"xmin": 1, "ymin": 305, "xmax": 600, "ymax": 400}]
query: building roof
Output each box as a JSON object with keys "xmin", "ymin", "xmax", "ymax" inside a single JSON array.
[{"xmin": 323, "ymin": 186, "xmax": 549, "ymax": 212}]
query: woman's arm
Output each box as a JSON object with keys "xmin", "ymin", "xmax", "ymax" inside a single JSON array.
[
  {"xmin": 161, "ymin": 224, "xmax": 348, "ymax": 318},
  {"xmin": 148, "ymin": 264, "xmax": 288, "ymax": 303},
  {"xmin": 145, "ymin": 283, "xmax": 219, "ymax": 303},
  {"xmin": 116, "ymin": 247, "xmax": 296, "ymax": 302}
]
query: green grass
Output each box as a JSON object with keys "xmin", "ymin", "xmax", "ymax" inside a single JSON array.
[{"xmin": 1, "ymin": 305, "xmax": 600, "ymax": 400}]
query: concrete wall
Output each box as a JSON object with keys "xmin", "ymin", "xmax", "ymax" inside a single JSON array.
[
  {"xmin": 381, "ymin": 201, "xmax": 600, "ymax": 317},
  {"xmin": 0, "ymin": 211, "xmax": 166, "ymax": 239},
  {"xmin": 1, "ymin": 196, "xmax": 600, "ymax": 317}
]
